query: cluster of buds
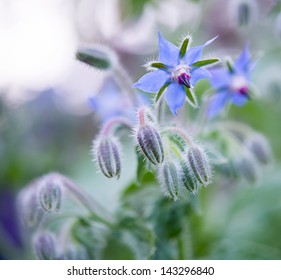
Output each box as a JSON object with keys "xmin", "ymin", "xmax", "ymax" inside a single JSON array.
[
  {"xmin": 134, "ymin": 107, "xmax": 212, "ymax": 200},
  {"xmin": 18, "ymin": 174, "xmax": 63, "ymax": 230},
  {"xmin": 212, "ymin": 122, "xmax": 272, "ymax": 183}
]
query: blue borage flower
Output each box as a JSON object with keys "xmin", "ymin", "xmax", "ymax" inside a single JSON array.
[
  {"xmin": 208, "ymin": 46, "xmax": 254, "ymax": 117},
  {"xmin": 89, "ymin": 77, "xmax": 149, "ymax": 122},
  {"xmin": 133, "ymin": 32, "xmax": 219, "ymax": 115}
]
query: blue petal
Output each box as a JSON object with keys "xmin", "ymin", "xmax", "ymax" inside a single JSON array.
[
  {"xmin": 183, "ymin": 35, "xmax": 218, "ymax": 65},
  {"xmin": 234, "ymin": 45, "xmax": 251, "ymax": 74},
  {"xmin": 133, "ymin": 70, "xmax": 170, "ymax": 93},
  {"xmin": 158, "ymin": 32, "xmax": 180, "ymax": 67},
  {"xmin": 190, "ymin": 67, "xmax": 212, "ymax": 86},
  {"xmin": 88, "ymin": 96, "xmax": 98, "ymax": 111},
  {"xmin": 231, "ymin": 93, "xmax": 248, "ymax": 106},
  {"xmin": 207, "ymin": 91, "xmax": 230, "ymax": 118},
  {"xmin": 210, "ymin": 68, "xmax": 231, "ymax": 89},
  {"xmin": 165, "ymin": 83, "xmax": 186, "ymax": 115}
]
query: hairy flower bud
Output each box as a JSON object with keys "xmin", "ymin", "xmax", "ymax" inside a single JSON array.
[
  {"xmin": 136, "ymin": 125, "xmax": 164, "ymax": 165},
  {"xmin": 246, "ymin": 134, "xmax": 271, "ymax": 165},
  {"xmin": 158, "ymin": 161, "xmax": 181, "ymax": 200},
  {"xmin": 178, "ymin": 160, "xmax": 200, "ymax": 193},
  {"xmin": 33, "ymin": 232, "xmax": 57, "ymax": 260},
  {"xmin": 187, "ymin": 145, "xmax": 212, "ymax": 186},
  {"xmin": 93, "ymin": 137, "xmax": 121, "ymax": 179},
  {"xmin": 229, "ymin": 0, "xmax": 258, "ymax": 28},
  {"xmin": 239, "ymin": 156, "xmax": 259, "ymax": 183},
  {"xmin": 76, "ymin": 46, "xmax": 117, "ymax": 70},
  {"xmin": 18, "ymin": 187, "xmax": 45, "ymax": 229},
  {"xmin": 39, "ymin": 178, "xmax": 62, "ymax": 213}
]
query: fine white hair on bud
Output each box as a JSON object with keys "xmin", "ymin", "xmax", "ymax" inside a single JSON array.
[
  {"xmin": 33, "ymin": 232, "xmax": 57, "ymax": 260},
  {"xmin": 186, "ymin": 145, "xmax": 212, "ymax": 186},
  {"xmin": 39, "ymin": 177, "xmax": 62, "ymax": 213},
  {"xmin": 135, "ymin": 124, "xmax": 164, "ymax": 165},
  {"xmin": 178, "ymin": 160, "xmax": 201, "ymax": 193},
  {"xmin": 238, "ymin": 154, "xmax": 259, "ymax": 183},
  {"xmin": 92, "ymin": 136, "xmax": 122, "ymax": 179},
  {"xmin": 76, "ymin": 44, "xmax": 118, "ymax": 70},
  {"xmin": 246, "ymin": 133, "xmax": 271, "ymax": 165},
  {"xmin": 158, "ymin": 161, "xmax": 181, "ymax": 201},
  {"xmin": 17, "ymin": 186, "xmax": 45, "ymax": 229},
  {"xmin": 134, "ymin": 107, "xmax": 164, "ymax": 165}
]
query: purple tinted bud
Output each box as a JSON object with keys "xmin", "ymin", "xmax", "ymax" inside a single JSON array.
[
  {"xmin": 239, "ymin": 156, "xmax": 259, "ymax": 183},
  {"xmin": 178, "ymin": 160, "xmax": 200, "ymax": 193},
  {"xmin": 158, "ymin": 161, "xmax": 181, "ymax": 200},
  {"xmin": 33, "ymin": 232, "xmax": 57, "ymax": 260},
  {"xmin": 93, "ymin": 137, "xmax": 121, "ymax": 179},
  {"xmin": 136, "ymin": 124, "xmax": 164, "ymax": 165},
  {"xmin": 18, "ymin": 186, "xmax": 45, "ymax": 229},
  {"xmin": 246, "ymin": 134, "xmax": 271, "ymax": 165},
  {"xmin": 187, "ymin": 145, "xmax": 212, "ymax": 186},
  {"xmin": 39, "ymin": 178, "xmax": 62, "ymax": 213}
]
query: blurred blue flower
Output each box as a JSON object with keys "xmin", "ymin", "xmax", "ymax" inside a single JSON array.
[
  {"xmin": 89, "ymin": 77, "xmax": 149, "ymax": 122},
  {"xmin": 133, "ymin": 32, "xmax": 218, "ymax": 115},
  {"xmin": 208, "ymin": 46, "xmax": 253, "ymax": 117}
]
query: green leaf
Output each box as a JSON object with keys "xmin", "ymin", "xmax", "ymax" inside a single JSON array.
[
  {"xmin": 71, "ymin": 218, "xmax": 106, "ymax": 259},
  {"xmin": 184, "ymin": 87, "xmax": 198, "ymax": 108},
  {"xmin": 226, "ymin": 60, "xmax": 234, "ymax": 73},
  {"xmin": 191, "ymin": 58, "xmax": 219, "ymax": 68},
  {"xmin": 149, "ymin": 62, "xmax": 167, "ymax": 70},
  {"xmin": 76, "ymin": 47, "xmax": 112, "ymax": 70},
  {"xmin": 154, "ymin": 82, "xmax": 170, "ymax": 106},
  {"xmin": 118, "ymin": 216, "xmax": 155, "ymax": 259},
  {"xmin": 179, "ymin": 37, "xmax": 190, "ymax": 59}
]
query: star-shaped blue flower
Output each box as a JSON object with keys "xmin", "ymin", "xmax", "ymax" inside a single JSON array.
[
  {"xmin": 133, "ymin": 32, "xmax": 219, "ymax": 115},
  {"xmin": 207, "ymin": 46, "xmax": 254, "ymax": 117}
]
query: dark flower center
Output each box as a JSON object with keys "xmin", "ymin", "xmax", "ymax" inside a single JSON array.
[{"xmin": 171, "ymin": 65, "xmax": 191, "ymax": 88}]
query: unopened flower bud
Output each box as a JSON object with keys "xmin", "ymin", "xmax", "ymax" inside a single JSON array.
[
  {"xmin": 39, "ymin": 178, "xmax": 62, "ymax": 213},
  {"xmin": 158, "ymin": 161, "xmax": 181, "ymax": 200},
  {"xmin": 33, "ymin": 232, "xmax": 57, "ymax": 260},
  {"xmin": 187, "ymin": 145, "xmax": 212, "ymax": 186},
  {"xmin": 229, "ymin": 0, "xmax": 258, "ymax": 28},
  {"xmin": 239, "ymin": 156, "xmax": 259, "ymax": 183},
  {"xmin": 136, "ymin": 125, "xmax": 164, "ymax": 165},
  {"xmin": 93, "ymin": 137, "xmax": 121, "ymax": 179},
  {"xmin": 18, "ymin": 187, "xmax": 45, "ymax": 229},
  {"xmin": 76, "ymin": 46, "xmax": 117, "ymax": 70},
  {"xmin": 246, "ymin": 134, "xmax": 271, "ymax": 165},
  {"xmin": 178, "ymin": 160, "xmax": 200, "ymax": 193}
]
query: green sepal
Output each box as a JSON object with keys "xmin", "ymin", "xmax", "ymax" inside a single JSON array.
[
  {"xmin": 191, "ymin": 58, "xmax": 219, "ymax": 68},
  {"xmin": 184, "ymin": 87, "xmax": 198, "ymax": 108},
  {"xmin": 154, "ymin": 82, "xmax": 170, "ymax": 107},
  {"xmin": 148, "ymin": 62, "xmax": 167, "ymax": 70},
  {"xmin": 226, "ymin": 60, "xmax": 234, "ymax": 73},
  {"xmin": 76, "ymin": 48, "xmax": 112, "ymax": 70},
  {"xmin": 179, "ymin": 36, "xmax": 191, "ymax": 59}
]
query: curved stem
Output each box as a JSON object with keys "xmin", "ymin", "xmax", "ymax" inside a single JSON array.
[
  {"xmin": 100, "ymin": 117, "xmax": 132, "ymax": 137},
  {"xmin": 163, "ymin": 126, "xmax": 194, "ymax": 146},
  {"xmin": 42, "ymin": 173, "xmax": 114, "ymax": 225},
  {"xmin": 60, "ymin": 175, "xmax": 113, "ymax": 224},
  {"xmin": 138, "ymin": 106, "xmax": 156, "ymax": 126}
]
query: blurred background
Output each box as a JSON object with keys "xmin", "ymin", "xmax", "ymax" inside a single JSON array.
[{"xmin": 0, "ymin": 0, "xmax": 281, "ymax": 259}]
